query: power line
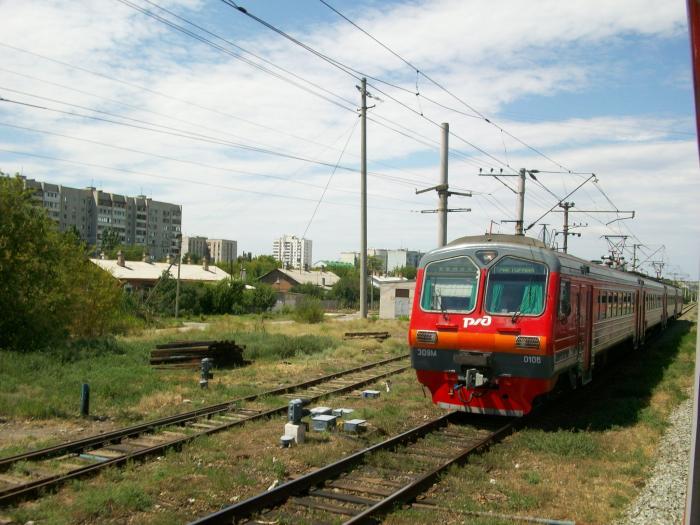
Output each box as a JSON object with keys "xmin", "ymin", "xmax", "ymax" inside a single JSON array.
[
  {"xmin": 315, "ymin": 0, "xmax": 576, "ymax": 174},
  {"xmin": 0, "ymin": 147, "xmax": 410, "ymax": 212},
  {"xmin": 302, "ymin": 119, "xmax": 359, "ymax": 238},
  {"xmin": 0, "ymin": 120, "xmax": 425, "ymax": 205},
  {"xmin": 0, "ymin": 94, "xmax": 373, "ymax": 171},
  {"xmin": 0, "ymin": 65, "xmax": 443, "ymax": 187},
  {"xmin": 220, "ymin": 0, "xmax": 516, "ymax": 173},
  {"xmin": 114, "ymin": 0, "xmax": 357, "ymax": 112}
]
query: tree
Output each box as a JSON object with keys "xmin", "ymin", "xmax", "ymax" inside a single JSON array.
[
  {"xmin": 100, "ymin": 227, "xmax": 121, "ymax": 253},
  {"xmin": 392, "ymin": 265, "xmax": 417, "ymax": 279},
  {"xmin": 367, "ymin": 255, "xmax": 384, "ymax": 275},
  {"xmin": 0, "ymin": 174, "xmax": 125, "ymax": 350},
  {"xmin": 330, "ymin": 270, "xmax": 361, "ymax": 308},
  {"xmin": 211, "ymin": 278, "xmax": 246, "ymax": 314},
  {"xmin": 290, "ymin": 282, "xmax": 326, "ymax": 298},
  {"xmin": 244, "ymin": 284, "xmax": 277, "ymax": 313}
]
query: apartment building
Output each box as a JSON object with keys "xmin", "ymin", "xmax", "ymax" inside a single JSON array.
[
  {"xmin": 207, "ymin": 238, "xmax": 237, "ymax": 264},
  {"xmin": 272, "ymin": 235, "xmax": 312, "ymax": 269},
  {"xmin": 20, "ymin": 176, "xmax": 182, "ymax": 259},
  {"xmin": 181, "ymin": 235, "xmax": 209, "ymax": 260}
]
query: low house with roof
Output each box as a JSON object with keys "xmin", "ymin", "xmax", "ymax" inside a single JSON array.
[
  {"xmin": 258, "ymin": 268, "xmax": 339, "ymax": 292},
  {"xmin": 91, "ymin": 251, "xmax": 230, "ymax": 290}
]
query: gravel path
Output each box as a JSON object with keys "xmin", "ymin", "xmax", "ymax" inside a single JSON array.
[{"xmin": 617, "ymin": 394, "xmax": 693, "ymax": 525}]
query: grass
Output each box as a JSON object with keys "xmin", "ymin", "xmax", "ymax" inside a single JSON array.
[
  {"xmin": 383, "ymin": 318, "xmax": 697, "ymax": 525},
  {"xmin": 5, "ymin": 312, "xmax": 691, "ymax": 524},
  {"xmin": 0, "ymin": 316, "xmax": 408, "ymax": 456},
  {"xmin": 4, "ymin": 368, "xmax": 444, "ymax": 524}
]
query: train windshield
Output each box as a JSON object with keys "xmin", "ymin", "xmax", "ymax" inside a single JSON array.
[
  {"xmin": 485, "ymin": 256, "xmax": 547, "ymax": 315},
  {"xmin": 420, "ymin": 256, "xmax": 479, "ymax": 312}
]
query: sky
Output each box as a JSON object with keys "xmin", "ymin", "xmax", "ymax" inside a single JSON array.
[{"xmin": 1, "ymin": 0, "xmax": 698, "ymax": 280}]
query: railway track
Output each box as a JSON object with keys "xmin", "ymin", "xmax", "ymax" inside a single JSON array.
[
  {"xmin": 190, "ymin": 413, "xmax": 514, "ymax": 525},
  {"xmin": 0, "ymin": 354, "xmax": 409, "ymax": 507},
  {"xmin": 189, "ymin": 305, "xmax": 698, "ymax": 525}
]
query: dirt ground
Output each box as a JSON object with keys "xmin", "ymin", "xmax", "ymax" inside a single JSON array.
[{"xmin": 0, "ymin": 417, "xmax": 120, "ymax": 453}]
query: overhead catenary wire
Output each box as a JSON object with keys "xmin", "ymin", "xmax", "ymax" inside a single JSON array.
[
  {"xmin": 220, "ymin": 0, "xmax": 517, "ymax": 174},
  {"xmin": 315, "ymin": 0, "xmax": 576, "ymax": 174}
]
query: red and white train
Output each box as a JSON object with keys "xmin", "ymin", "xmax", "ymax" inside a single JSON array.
[{"xmin": 408, "ymin": 234, "xmax": 683, "ymax": 416}]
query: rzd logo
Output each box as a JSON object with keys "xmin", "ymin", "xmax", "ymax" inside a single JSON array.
[{"xmin": 463, "ymin": 315, "xmax": 492, "ymax": 328}]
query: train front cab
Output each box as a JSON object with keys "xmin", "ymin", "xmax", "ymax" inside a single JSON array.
[{"xmin": 409, "ymin": 243, "xmax": 568, "ymax": 417}]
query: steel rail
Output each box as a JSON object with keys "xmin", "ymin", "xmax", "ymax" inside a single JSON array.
[
  {"xmin": 0, "ymin": 356, "xmax": 409, "ymax": 506},
  {"xmin": 345, "ymin": 420, "xmax": 514, "ymax": 524},
  {"xmin": 189, "ymin": 414, "xmax": 515, "ymax": 525},
  {"xmin": 0, "ymin": 353, "xmax": 407, "ymax": 469},
  {"xmin": 188, "ymin": 413, "xmax": 455, "ymax": 524}
]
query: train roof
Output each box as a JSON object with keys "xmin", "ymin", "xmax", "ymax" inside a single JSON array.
[{"xmin": 420, "ymin": 234, "xmax": 680, "ymax": 292}]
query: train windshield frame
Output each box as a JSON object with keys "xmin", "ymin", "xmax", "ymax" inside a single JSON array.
[
  {"xmin": 420, "ymin": 256, "xmax": 479, "ymax": 313},
  {"xmin": 484, "ymin": 256, "xmax": 548, "ymax": 316}
]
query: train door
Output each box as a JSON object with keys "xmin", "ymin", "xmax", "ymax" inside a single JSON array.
[
  {"xmin": 636, "ymin": 290, "xmax": 646, "ymax": 346},
  {"xmin": 578, "ymin": 284, "xmax": 593, "ymax": 384}
]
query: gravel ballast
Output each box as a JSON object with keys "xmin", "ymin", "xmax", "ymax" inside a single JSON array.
[{"xmin": 617, "ymin": 394, "xmax": 693, "ymax": 525}]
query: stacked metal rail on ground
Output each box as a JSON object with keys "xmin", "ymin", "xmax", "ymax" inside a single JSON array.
[
  {"xmin": 150, "ymin": 340, "xmax": 247, "ymax": 369},
  {"xmin": 343, "ymin": 331, "xmax": 391, "ymax": 342}
]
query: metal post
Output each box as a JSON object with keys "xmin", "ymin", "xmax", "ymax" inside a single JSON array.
[
  {"xmin": 80, "ymin": 383, "xmax": 90, "ymax": 417},
  {"xmin": 359, "ymin": 77, "xmax": 368, "ymax": 319},
  {"xmin": 515, "ymin": 168, "xmax": 526, "ymax": 235},
  {"xmin": 175, "ymin": 250, "xmax": 182, "ymax": 318},
  {"xmin": 438, "ymin": 122, "xmax": 449, "ymax": 247}
]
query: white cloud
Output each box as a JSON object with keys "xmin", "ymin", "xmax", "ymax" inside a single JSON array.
[{"xmin": 0, "ymin": 0, "xmax": 696, "ymax": 277}]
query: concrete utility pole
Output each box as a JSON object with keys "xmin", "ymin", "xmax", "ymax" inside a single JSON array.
[
  {"xmin": 515, "ymin": 168, "xmax": 526, "ymax": 235},
  {"xmin": 478, "ymin": 168, "xmax": 530, "ymax": 236},
  {"xmin": 417, "ymin": 123, "xmax": 471, "ymax": 247},
  {"xmin": 632, "ymin": 243, "xmax": 643, "ymax": 272},
  {"xmin": 438, "ymin": 122, "xmax": 449, "ymax": 247},
  {"xmin": 559, "ymin": 201, "xmax": 575, "ymax": 253},
  {"xmin": 359, "ymin": 77, "xmax": 368, "ymax": 319}
]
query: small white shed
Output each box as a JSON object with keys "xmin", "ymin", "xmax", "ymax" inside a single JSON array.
[{"xmin": 379, "ymin": 280, "xmax": 416, "ymax": 319}]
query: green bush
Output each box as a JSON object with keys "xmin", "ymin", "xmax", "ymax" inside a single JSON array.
[
  {"xmin": 294, "ymin": 296, "xmax": 325, "ymax": 323},
  {"xmin": 244, "ymin": 284, "xmax": 277, "ymax": 313},
  {"xmin": 0, "ymin": 175, "xmax": 128, "ymax": 350}
]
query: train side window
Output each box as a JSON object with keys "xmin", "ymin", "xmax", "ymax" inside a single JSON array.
[
  {"xmin": 600, "ymin": 292, "xmax": 607, "ymax": 319},
  {"xmin": 608, "ymin": 292, "xmax": 614, "ymax": 317},
  {"xmin": 559, "ymin": 281, "xmax": 571, "ymax": 319}
]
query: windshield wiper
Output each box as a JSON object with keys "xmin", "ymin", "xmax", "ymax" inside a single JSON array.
[
  {"xmin": 511, "ymin": 310, "xmax": 522, "ymax": 323},
  {"xmin": 436, "ymin": 291, "xmax": 449, "ymax": 320}
]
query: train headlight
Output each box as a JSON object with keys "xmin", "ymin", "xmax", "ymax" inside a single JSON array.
[
  {"xmin": 416, "ymin": 330, "xmax": 438, "ymax": 344},
  {"xmin": 515, "ymin": 336, "xmax": 540, "ymax": 350}
]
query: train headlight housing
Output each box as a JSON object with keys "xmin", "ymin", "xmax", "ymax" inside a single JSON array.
[
  {"xmin": 416, "ymin": 330, "xmax": 438, "ymax": 344},
  {"xmin": 515, "ymin": 336, "xmax": 541, "ymax": 350}
]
